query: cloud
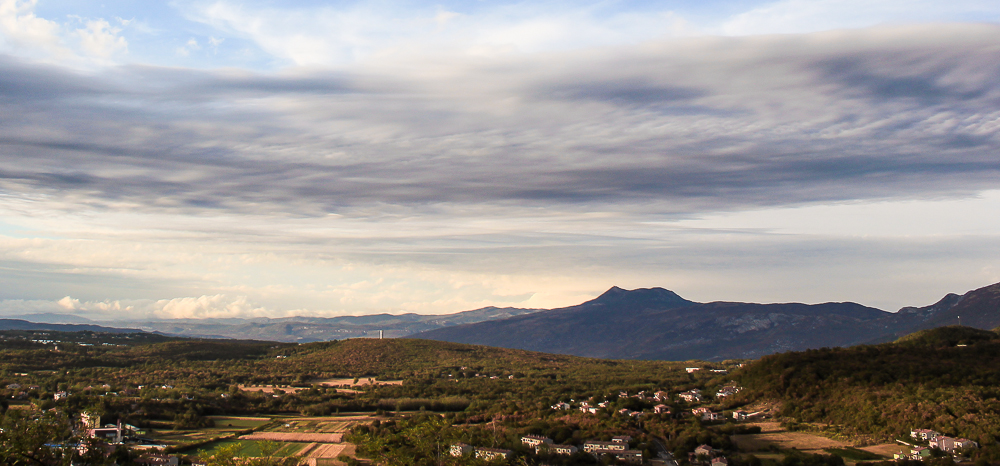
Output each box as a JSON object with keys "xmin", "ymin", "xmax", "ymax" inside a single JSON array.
[
  {"xmin": 0, "ymin": 0, "xmax": 127, "ymax": 65},
  {"xmin": 0, "ymin": 25, "xmax": 997, "ymax": 216},
  {"xmin": 0, "ymin": 294, "xmax": 272, "ymax": 319},
  {"xmin": 0, "ymin": 0, "xmax": 69, "ymax": 58},
  {"xmin": 720, "ymin": 0, "xmax": 1000, "ymax": 36},
  {"xmin": 75, "ymin": 18, "xmax": 127, "ymax": 58},
  {"xmin": 0, "ymin": 24, "xmax": 999, "ymax": 315},
  {"xmin": 185, "ymin": 1, "xmax": 697, "ymax": 66}
]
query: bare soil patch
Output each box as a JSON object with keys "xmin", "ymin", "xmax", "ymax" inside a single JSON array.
[
  {"xmin": 237, "ymin": 384, "xmax": 308, "ymax": 394},
  {"xmin": 307, "ymin": 378, "xmax": 403, "ymax": 387},
  {"xmin": 733, "ymin": 422, "xmax": 849, "ymax": 453}
]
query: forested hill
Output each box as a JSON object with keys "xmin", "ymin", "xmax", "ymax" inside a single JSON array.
[
  {"xmin": 413, "ymin": 286, "xmax": 891, "ymax": 360},
  {"xmin": 734, "ymin": 325, "xmax": 1000, "ymax": 454},
  {"xmin": 0, "ymin": 330, "xmax": 691, "ymax": 385}
]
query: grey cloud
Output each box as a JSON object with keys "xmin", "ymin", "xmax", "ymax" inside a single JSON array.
[{"xmin": 0, "ymin": 25, "xmax": 999, "ymax": 219}]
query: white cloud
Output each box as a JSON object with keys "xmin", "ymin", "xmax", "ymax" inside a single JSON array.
[
  {"xmin": 0, "ymin": 0, "xmax": 128, "ymax": 65},
  {"xmin": 187, "ymin": 1, "xmax": 698, "ymax": 66},
  {"xmin": 720, "ymin": 0, "xmax": 1000, "ymax": 36},
  {"xmin": 0, "ymin": 0, "xmax": 70, "ymax": 58},
  {"xmin": 75, "ymin": 18, "xmax": 127, "ymax": 58},
  {"xmin": 0, "ymin": 294, "xmax": 272, "ymax": 319}
]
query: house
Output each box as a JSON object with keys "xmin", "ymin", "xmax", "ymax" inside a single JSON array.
[
  {"xmin": 654, "ymin": 391, "xmax": 670, "ymax": 401},
  {"xmin": 712, "ymin": 457, "xmax": 729, "ymax": 466},
  {"xmin": 686, "ymin": 367, "xmax": 701, "ymax": 373},
  {"xmin": 450, "ymin": 443, "xmax": 473, "ymax": 457},
  {"xmin": 716, "ymin": 386, "xmax": 742, "ymax": 397},
  {"xmin": 702, "ymin": 412, "xmax": 724, "ymax": 421},
  {"xmin": 733, "ymin": 410, "xmax": 748, "ymax": 421},
  {"xmin": 692, "ymin": 407, "xmax": 712, "ymax": 415},
  {"xmin": 655, "ymin": 404, "xmax": 672, "ymax": 414},
  {"xmin": 135, "ymin": 454, "xmax": 179, "ymax": 466},
  {"xmin": 910, "ymin": 447, "xmax": 932, "ymax": 459},
  {"xmin": 679, "ymin": 389, "xmax": 703, "ymax": 402},
  {"xmin": 694, "ymin": 445, "xmax": 715, "ymax": 457},
  {"xmin": 88, "ymin": 426, "xmax": 123, "ymax": 444},
  {"xmin": 612, "ymin": 436, "xmax": 632, "ymax": 444},
  {"xmin": 936, "ymin": 437, "xmax": 977, "ymax": 452},
  {"xmin": 551, "ymin": 402, "xmax": 571, "ymax": 410},
  {"xmin": 584, "ymin": 440, "xmax": 627, "ymax": 453},
  {"xmin": 538, "ymin": 444, "xmax": 577, "ymax": 455},
  {"xmin": 54, "ymin": 391, "xmax": 69, "ymax": 401},
  {"xmin": 476, "ymin": 447, "xmax": 513, "ymax": 461},
  {"xmin": 911, "ymin": 429, "xmax": 939, "ymax": 441},
  {"xmin": 521, "ymin": 435, "xmax": 553, "ymax": 447},
  {"xmin": 612, "ymin": 450, "xmax": 644, "ymax": 464}
]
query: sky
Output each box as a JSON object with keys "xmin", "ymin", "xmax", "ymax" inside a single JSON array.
[{"xmin": 1, "ymin": 0, "xmax": 1000, "ymax": 321}]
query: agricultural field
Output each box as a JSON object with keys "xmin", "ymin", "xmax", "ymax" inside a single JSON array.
[
  {"xmin": 732, "ymin": 423, "xmax": 890, "ymax": 465},
  {"xmin": 144, "ymin": 416, "xmax": 274, "ymax": 447},
  {"xmin": 192, "ymin": 439, "xmax": 306, "ymax": 458},
  {"xmin": 239, "ymin": 384, "xmax": 310, "ymax": 394},
  {"xmin": 178, "ymin": 415, "xmax": 374, "ymax": 465},
  {"xmin": 732, "ymin": 423, "xmax": 850, "ymax": 453},
  {"xmin": 308, "ymin": 378, "xmax": 403, "ymax": 387},
  {"xmin": 272, "ymin": 416, "xmax": 371, "ymax": 434}
]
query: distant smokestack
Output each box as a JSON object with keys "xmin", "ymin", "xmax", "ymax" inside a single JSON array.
[{"xmin": 379, "ymin": 330, "xmax": 383, "ymax": 339}]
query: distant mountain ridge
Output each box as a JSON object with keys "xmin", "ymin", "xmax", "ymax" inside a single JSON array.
[
  {"xmin": 413, "ymin": 282, "xmax": 1000, "ymax": 361},
  {"xmin": 101, "ymin": 306, "xmax": 540, "ymax": 342},
  {"xmin": 0, "ymin": 319, "xmax": 142, "ymax": 334}
]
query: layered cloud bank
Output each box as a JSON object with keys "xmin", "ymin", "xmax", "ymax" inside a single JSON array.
[{"xmin": 0, "ymin": 1, "xmax": 999, "ymax": 317}]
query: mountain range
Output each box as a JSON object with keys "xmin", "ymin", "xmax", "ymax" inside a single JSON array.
[
  {"xmin": 412, "ymin": 281, "xmax": 1000, "ymax": 360},
  {"xmin": 5, "ymin": 281, "xmax": 999, "ymax": 361},
  {"xmin": 3, "ymin": 306, "xmax": 541, "ymax": 342}
]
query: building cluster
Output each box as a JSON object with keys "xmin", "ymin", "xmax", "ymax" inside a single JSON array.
[
  {"xmin": 450, "ymin": 443, "xmax": 513, "ymax": 461},
  {"xmin": 678, "ymin": 389, "xmax": 703, "ymax": 402},
  {"xmin": 715, "ymin": 384, "xmax": 742, "ymax": 398},
  {"xmin": 731, "ymin": 410, "xmax": 763, "ymax": 421},
  {"xmin": 692, "ymin": 407, "xmax": 724, "ymax": 421},
  {"xmin": 451, "ymin": 434, "xmax": 644, "ymax": 464},
  {"xmin": 896, "ymin": 429, "xmax": 978, "ymax": 460}
]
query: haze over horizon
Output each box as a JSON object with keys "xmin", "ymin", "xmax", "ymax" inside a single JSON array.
[{"xmin": 1, "ymin": 0, "xmax": 999, "ymax": 321}]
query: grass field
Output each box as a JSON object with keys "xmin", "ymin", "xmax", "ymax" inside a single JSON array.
[
  {"xmin": 824, "ymin": 447, "xmax": 884, "ymax": 461},
  {"xmin": 207, "ymin": 416, "xmax": 272, "ymax": 429},
  {"xmin": 145, "ymin": 416, "xmax": 273, "ymax": 447},
  {"xmin": 272, "ymin": 417, "xmax": 361, "ymax": 433},
  {"xmin": 732, "ymin": 422, "xmax": 850, "ymax": 453},
  {"xmin": 193, "ymin": 439, "xmax": 303, "ymax": 458}
]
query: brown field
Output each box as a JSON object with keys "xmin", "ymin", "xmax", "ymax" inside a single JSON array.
[
  {"xmin": 238, "ymin": 384, "xmax": 309, "ymax": 394},
  {"xmin": 733, "ymin": 422, "xmax": 850, "ymax": 453},
  {"xmin": 241, "ymin": 432, "xmax": 343, "ymax": 442},
  {"xmin": 304, "ymin": 443, "xmax": 348, "ymax": 458},
  {"xmin": 308, "ymin": 378, "xmax": 403, "ymax": 387}
]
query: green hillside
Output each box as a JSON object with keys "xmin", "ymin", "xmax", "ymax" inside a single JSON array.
[{"xmin": 735, "ymin": 326, "xmax": 1000, "ymax": 458}]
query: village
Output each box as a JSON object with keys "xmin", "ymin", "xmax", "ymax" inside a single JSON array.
[
  {"xmin": 450, "ymin": 383, "xmax": 752, "ymax": 465},
  {"xmin": 895, "ymin": 429, "xmax": 979, "ymax": 462}
]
